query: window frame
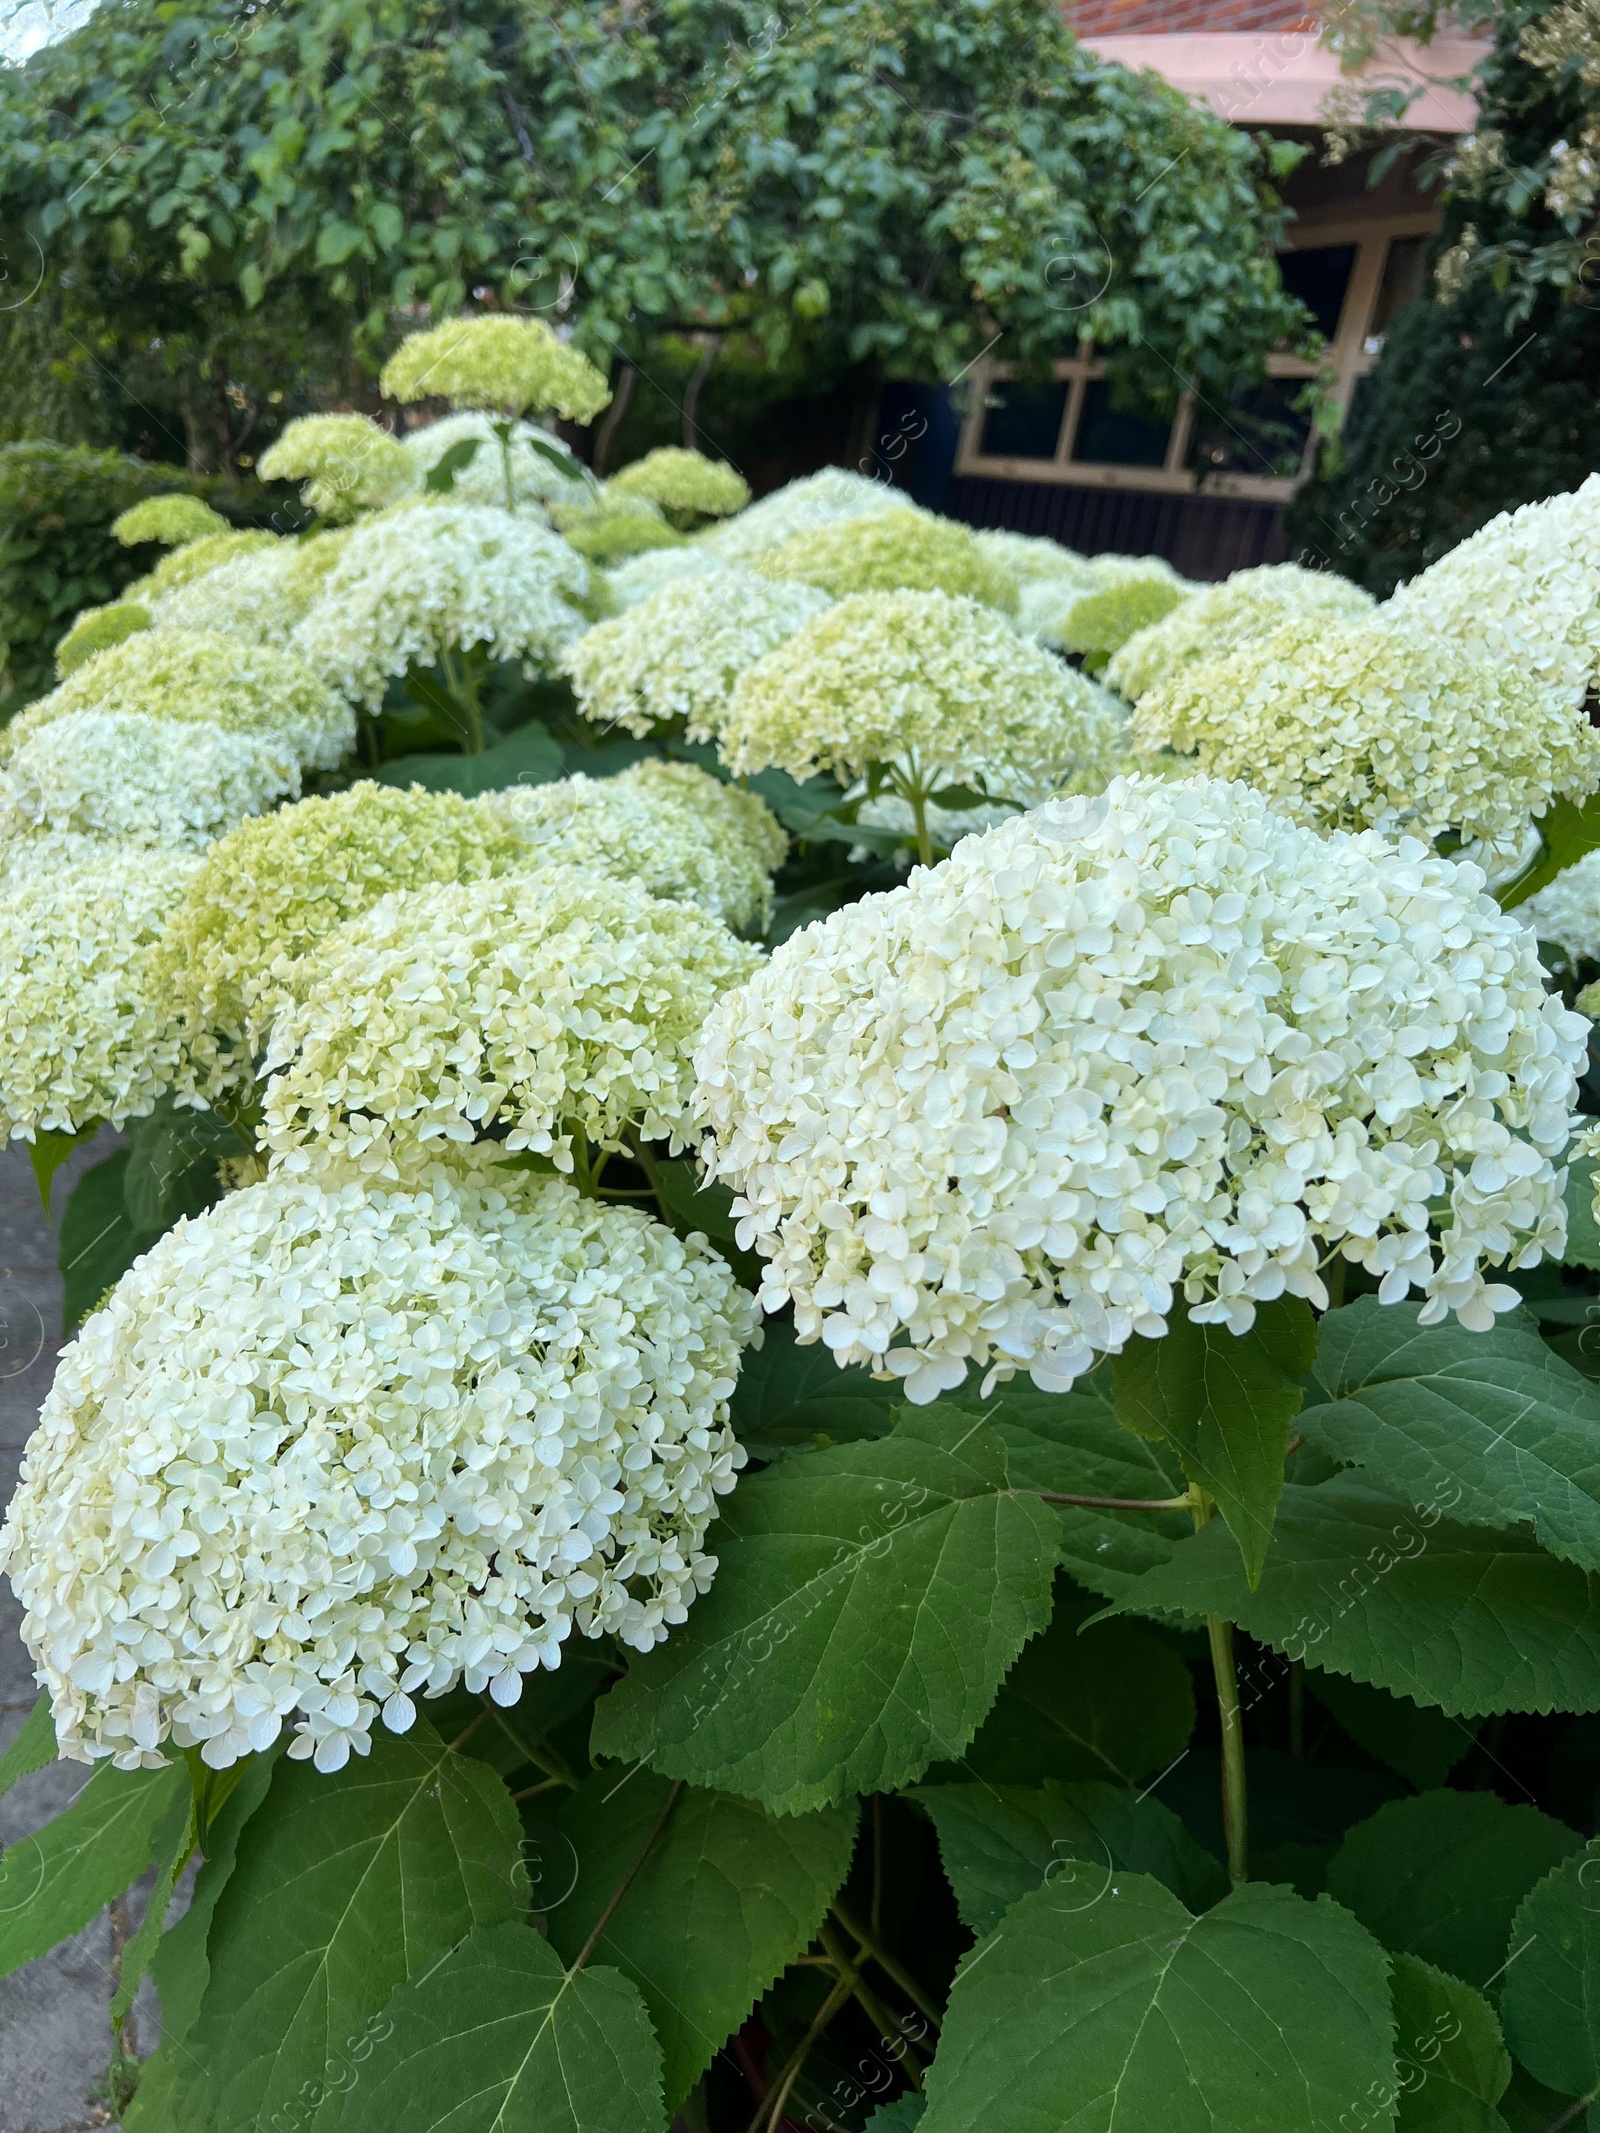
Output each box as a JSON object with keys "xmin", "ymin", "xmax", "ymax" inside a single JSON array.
[{"xmin": 952, "ymin": 211, "xmax": 1438, "ymax": 502}]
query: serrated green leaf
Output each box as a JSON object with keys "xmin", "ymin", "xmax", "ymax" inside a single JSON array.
[
  {"xmin": 865, "ymin": 2102, "xmax": 925, "ymax": 2132},
  {"xmin": 1500, "ymin": 1838, "xmax": 1600, "ymax": 2100},
  {"xmin": 174, "ymin": 1720, "xmax": 521, "ymax": 2133},
  {"xmin": 109, "ymin": 1775, "xmax": 193, "ymax": 2025},
  {"xmin": 591, "ymin": 1408, "xmax": 1061, "ymax": 1812},
  {"xmin": 1304, "ymin": 1671, "xmax": 1476, "ymax": 1791},
  {"xmin": 909, "ymin": 1778, "xmax": 1225, "ymax": 1934},
  {"xmin": 545, "ymin": 1772, "xmax": 857, "ymax": 2110},
  {"xmin": 0, "ymin": 1695, "xmax": 56, "ymax": 1801},
  {"xmin": 121, "ymin": 1095, "xmax": 235, "ymax": 1236},
  {"xmin": 1104, "ymin": 1477, "xmax": 1600, "ymax": 1718},
  {"xmin": 1113, "ymin": 1296, "xmax": 1315, "ymax": 1587},
  {"xmin": 952, "ymin": 1598, "xmax": 1194, "ymax": 1788},
  {"xmin": 1563, "ymin": 1159, "xmax": 1600, "ymax": 1272},
  {"xmin": 1390, "ymin": 1954, "xmax": 1511, "ymax": 2133},
  {"xmin": 0, "ymin": 1756, "xmax": 183, "ymax": 1978},
  {"xmin": 918, "ymin": 1875, "xmax": 1396, "ymax": 2133},
  {"xmin": 1498, "ymin": 793, "xmax": 1600, "ymax": 910},
  {"xmin": 344, "ymin": 1923, "xmax": 666, "ymax": 2133},
  {"xmin": 964, "ymin": 1376, "xmax": 1191, "ymax": 1602},
  {"xmin": 1326, "ymin": 1791, "xmax": 1581, "ymax": 1988},
  {"xmin": 1300, "ymin": 1299, "xmax": 1600, "ymax": 1573},
  {"xmin": 728, "ymin": 1315, "xmax": 901, "ymax": 1457},
  {"xmin": 646, "ymin": 1154, "xmax": 745, "ymax": 1253}
]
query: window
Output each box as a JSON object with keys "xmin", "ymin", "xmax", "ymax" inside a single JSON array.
[
  {"xmin": 1073, "ymin": 381, "xmax": 1172, "ymax": 467},
  {"xmin": 953, "ymin": 217, "xmax": 1439, "ymax": 503},
  {"xmin": 979, "ymin": 380, "xmax": 1069, "ymax": 460}
]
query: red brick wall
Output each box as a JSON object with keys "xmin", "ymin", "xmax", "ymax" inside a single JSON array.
[{"xmin": 1070, "ymin": 1, "xmax": 1318, "ymax": 32}]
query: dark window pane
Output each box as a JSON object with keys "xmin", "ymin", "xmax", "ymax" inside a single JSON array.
[
  {"xmin": 979, "ymin": 380, "xmax": 1068, "ymax": 459},
  {"xmin": 1072, "ymin": 380, "xmax": 1172, "ymax": 467},
  {"xmin": 1368, "ymin": 235, "xmax": 1427, "ymax": 344},
  {"xmin": 1186, "ymin": 377, "xmax": 1312, "ymax": 481},
  {"xmin": 1277, "ymin": 243, "xmax": 1357, "ymax": 342}
]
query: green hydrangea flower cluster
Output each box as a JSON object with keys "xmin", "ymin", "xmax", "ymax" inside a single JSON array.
[
  {"xmin": 609, "ymin": 448, "xmax": 751, "ymax": 525},
  {"xmin": 1107, "ymin": 562, "xmax": 1375, "ymax": 703},
  {"xmin": 751, "ymin": 504, "xmax": 1019, "ymax": 612},
  {"xmin": 381, "ymin": 316, "xmax": 611, "ymax": 423},
  {"xmin": 257, "ymin": 415, "xmax": 411, "ymax": 523},
  {"xmin": 110, "ymin": 494, "xmax": 229, "ymax": 548},
  {"xmin": 53, "ymin": 602, "xmax": 151, "ymax": 677},
  {"xmin": 151, "ymin": 781, "xmax": 525, "ymax": 1097}
]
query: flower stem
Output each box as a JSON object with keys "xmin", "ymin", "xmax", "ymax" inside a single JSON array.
[
  {"xmin": 440, "ymin": 644, "xmax": 485, "ymax": 754},
  {"xmin": 1192, "ymin": 1488, "xmax": 1248, "ymax": 1885}
]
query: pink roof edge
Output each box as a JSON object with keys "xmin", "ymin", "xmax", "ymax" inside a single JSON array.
[{"xmin": 1079, "ymin": 30, "xmax": 1487, "ymax": 131}]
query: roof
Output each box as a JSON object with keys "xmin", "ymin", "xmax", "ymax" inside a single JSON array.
[{"xmin": 1077, "ymin": 28, "xmax": 1487, "ymax": 130}]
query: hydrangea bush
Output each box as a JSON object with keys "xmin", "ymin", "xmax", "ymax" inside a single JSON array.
[{"xmin": 8, "ymin": 433, "xmax": 1600, "ymax": 2133}]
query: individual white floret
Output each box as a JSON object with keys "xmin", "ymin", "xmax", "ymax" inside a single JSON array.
[
  {"xmin": 695, "ymin": 773, "xmax": 1586, "ymax": 1401},
  {"xmin": 0, "ymin": 1158, "xmax": 753, "ymax": 1770}
]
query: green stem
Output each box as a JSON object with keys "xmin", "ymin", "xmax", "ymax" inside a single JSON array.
[
  {"xmin": 830, "ymin": 1899, "xmax": 942, "ymax": 2028},
  {"xmin": 569, "ymin": 1780, "xmax": 682, "ymax": 1975},
  {"xmin": 1289, "ymin": 1658, "xmax": 1305, "ymax": 1760},
  {"xmin": 495, "ymin": 418, "xmax": 518, "ymax": 513},
  {"xmin": 569, "ymin": 1138, "xmax": 597, "ymax": 1199},
  {"xmin": 1191, "ymin": 1490, "xmax": 1248, "ymax": 1886},
  {"xmin": 817, "ymin": 1923, "xmax": 924, "ymax": 2089},
  {"xmin": 440, "ymin": 645, "xmax": 485, "ymax": 754},
  {"xmin": 1323, "ymin": 1255, "xmax": 1346, "ymax": 1310},
  {"xmin": 754, "ymin": 1972, "xmax": 854, "ymax": 2133}
]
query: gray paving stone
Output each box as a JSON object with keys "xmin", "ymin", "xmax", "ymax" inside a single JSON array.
[{"xmin": 0, "ymin": 1130, "xmax": 139, "ymax": 2131}]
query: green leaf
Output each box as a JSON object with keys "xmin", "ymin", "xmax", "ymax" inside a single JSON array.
[
  {"xmin": 909, "ymin": 1779, "xmax": 1225, "ymax": 1934},
  {"xmin": 1497, "ymin": 793, "xmax": 1600, "ymax": 911},
  {"xmin": 121, "ymin": 1094, "xmax": 234, "ymax": 1235},
  {"xmin": 58, "ymin": 1148, "xmax": 150, "ymax": 1328},
  {"xmin": 591, "ymin": 1408, "xmax": 1061, "ymax": 1812},
  {"xmin": 0, "ymin": 1695, "xmax": 57, "ymax": 1801},
  {"xmin": 728, "ymin": 1315, "xmax": 901, "ymax": 1458},
  {"xmin": 522, "ymin": 431, "xmax": 589, "ymax": 483},
  {"xmin": 1104, "ymin": 1476, "xmax": 1600, "ymax": 1718},
  {"xmin": 1499, "ymin": 1838, "xmax": 1600, "ymax": 2102},
  {"xmin": 0, "ymin": 1757, "xmax": 184, "ymax": 1978},
  {"xmin": 377, "ymin": 720, "xmax": 565, "ymax": 796},
  {"xmin": 108, "ymin": 1774, "xmax": 193, "ymax": 2025},
  {"xmin": 423, "ymin": 435, "xmax": 481, "ymax": 495},
  {"xmin": 27, "ymin": 1123, "xmax": 89, "ymax": 1217},
  {"xmin": 344, "ymin": 1923, "xmax": 666, "ymax": 2133},
  {"xmin": 174, "ymin": 1719, "xmax": 521, "ymax": 2133},
  {"xmin": 646, "ymin": 1154, "xmax": 744, "ymax": 1251},
  {"xmin": 952, "ymin": 1598, "xmax": 1194, "ymax": 1788},
  {"xmin": 1326, "ymin": 1791, "xmax": 1581, "ymax": 1987},
  {"xmin": 313, "ymin": 217, "xmax": 364, "ymax": 266},
  {"xmin": 545, "ymin": 1772, "xmax": 857, "ymax": 2111},
  {"xmin": 917, "ymin": 1875, "xmax": 1395, "ymax": 2133},
  {"xmin": 1300, "ymin": 1299, "xmax": 1600, "ymax": 1573},
  {"xmin": 965, "ymin": 1376, "xmax": 1191, "ymax": 1602},
  {"xmin": 1113, "ymin": 1296, "xmax": 1315, "ymax": 1587},
  {"xmin": 1304, "ymin": 1671, "xmax": 1476, "ymax": 1791},
  {"xmin": 1390, "ymin": 1954, "xmax": 1511, "ymax": 2133},
  {"xmin": 1563, "ymin": 1158, "xmax": 1600, "ymax": 1273},
  {"xmin": 865, "ymin": 2103, "xmax": 925, "ymax": 2132}
]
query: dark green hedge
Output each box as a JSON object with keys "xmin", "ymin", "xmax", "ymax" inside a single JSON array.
[{"xmin": 0, "ymin": 442, "xmax": 282, "ymax": 720}]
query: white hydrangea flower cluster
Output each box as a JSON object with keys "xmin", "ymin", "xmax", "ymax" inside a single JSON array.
[
  {"xmin": 0, "ymin": 827, "xmax": 138, "ymax": 894},
  {"xmin": 699, "ymin": 468, "xmax": 899, "ymax": 563},
  {"xmin": 1018, "ymin": 553, "xmax": 1190, "ymax": 657},
  {"xmin": 486, "ymin": 759, "xmax": 787, "ymax": 930},
  {"xmin": 0, "ymin": 711, "xmax": 299, "ymax": 852},
  {"xmin": 399, "ymin": 412, "xmax": 591, "ymax": 513},
  {"xmin": 0, "ymin": 1158, "xmax": 753, "ymax": 1769},
  {"xmin": 1521, "ymin": 850, "xmax": 1600, "ymax": 969},
  {"xmin": 562, "ymin": 570, "xmax": 832, "ymax": 738},
  {"xmin": 1107, "ymin": 563, "xmax": 1376, "ymax": 704},
  {"xmin": 6, "ymin": 630, "xmax": 355, "ymax": 774},
  {"xmin": 718, "ymin": 588, "xmax": 1124, "ymax": 804},
  {"xmin": 0, "ymin": 846, "xmax": 200, "ymax": 1139},
  {"xmin": 1387, "ymin": 475, "xmax": 1600, "ymax": 701},
  {"xmin": 289, "ymin": 503, "xmax": 589, "ymax": 710},
  {"xmin": 153, "ymin": 782, "xmax": 524, "ymax": 1100},
  {"xmin": 695, "ymin": 774, "xmax": 1586, "ymax": 1400},
  {"xmin": 972, "ymin": 529, "xmax": 1096, "ymax": 590},
  {"xmin": 1128, "ymin": 614, "xmax": 1600, "ymax": 859},
  {"xmin": 262, "ymin": 868, "xmax": 762, "ymax": 1178},
  {"xmin": 150, "ymin": 531, "xmax": 351, "ymax": 647},
  {"xmin": 603, "ymin": 545, "xmax": 730, "ymax": 610}
]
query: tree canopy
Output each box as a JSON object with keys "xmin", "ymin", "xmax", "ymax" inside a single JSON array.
[{"xmin": 0, "ymin": 0, "xmax": 1309, "ymax": 469}]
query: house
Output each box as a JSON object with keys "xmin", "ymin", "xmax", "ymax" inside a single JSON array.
[{"xmin": 882, "ymin": 3, "xmax": 1488, "ymax": 577}]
